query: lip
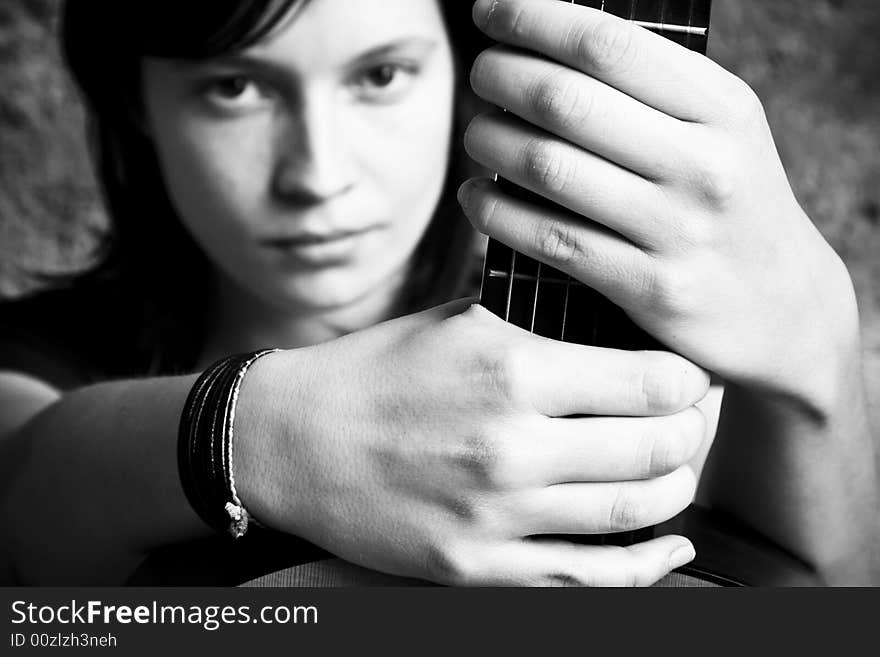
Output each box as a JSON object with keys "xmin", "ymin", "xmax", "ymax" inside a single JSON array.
[
  {"xmin": 261, "ymin": 226, "xmax": 375, "ymax": 248},
  {"xmin": 260, "ymin": 225, "xmax": 383, "ymax": 264}
]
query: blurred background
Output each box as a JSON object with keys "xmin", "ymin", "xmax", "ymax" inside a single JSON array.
[{"xmin": 1, "ymin": 0, "xmax": 877, "ymax": 435}]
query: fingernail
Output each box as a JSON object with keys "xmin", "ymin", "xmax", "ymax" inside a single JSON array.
[
  {"xmin": 457, "ymin": 180, "xmax": 476, "ymax": 211},
  {"xmin": 459, "ymin": 179, "xmax": 492, "ymax": 212},
  {"xmin": 668, "ymin": 542, "xmax": 696, "ymax": 570}
]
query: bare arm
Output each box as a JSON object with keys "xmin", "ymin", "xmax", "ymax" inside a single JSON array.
[
  {"xmin": 0, "ymin": 371, "xmax": 205, "ymax": 584},
  {"xmin": 704, "ymin": 307, "xmax": 878, "ymax": 585},
  {"xmin": 2, "ymin": 299, "xmax": 714, "ymax": 586}
]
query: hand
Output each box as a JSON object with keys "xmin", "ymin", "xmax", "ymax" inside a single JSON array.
[
  {"xmin": 236, "ymin": 300, "xmax": 710, "ymax": 586},
  {"xmin": 458, "ymin": 0, "xmax": 860, "ymax": 413}
]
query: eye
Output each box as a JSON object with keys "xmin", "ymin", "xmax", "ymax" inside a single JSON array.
[
  {"xmin": 365, "ymin": 64, "xmax": 400, "ymax": 88},
  {"xmin": 350, "ymin": 62, "xmax": 420, "ymax": 102},
  {"xmin": 202, "ymin": 75, "xmax": 272, "ymax": 111}
]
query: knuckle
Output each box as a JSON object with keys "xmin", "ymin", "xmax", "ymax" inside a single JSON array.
[
  {"xmin": 462, "ymin": 114, "xmax": 490, "ymax": 162},
  {"xmin": 678, "ymin": 406, "xmax": 708, "ymax": 453},
  {"xmin": 693, "ymin": 148, "xmax": 740, "ymax": 207},
  {"xmin": 454, "ymin": 428, "xmax": 522, "ymax": 491},
  {"xmin": 640, "ymin": 425, "xmax": 685, "ymax": 477},
  {"xmin": 607, "ymin": 486, "xmax": 644, "ymax": 532},
  {"xmin": 424, "ymin": 542, "xmax": 479, "ymax": 586},
  {"xmin": 543, "ymin": 572, "xmax": 587, "ymax": 587},
  {"xmin": 587, "ymin": 549, "xmax": 641, "ymax": 587},
  {"xmin": 576, "ymin": 17, "xmax": 640, "ymax": 74},
  {"xmin": 542, "ymin": 550, "xmax": 603, "ymax": 587},
  {"xmin": 490, "ymin": 1, "xmax": 530, "ymax": 40},
  {"xmin": 645, "ymin": 264, "xmax": 697, "ymax": 320},
  {"xmin": 444, "ymin": 491, "xmax": 484, "ymax": 523},
  {"xmin": 536, "ymin": 219, "xmax": 585, "ymax": 269},
  {"xmin": 455, "ymin": 430, "xmax": 503, "ymax": 485},
  {"xmin": 612, "ymin": 546, "xmax": 667, "ymax": 587},
  {"xmin": 640, "ymin": 408, "xmax": 706, "ymax": 476},
  {"xmin": 635, "ymin": 355, "xmax": 687, "ymax": 414},
  {"xmin": 630, "ymin": 555, "xmax": 664, "ymax": 587},
  {"xmin": 469, "ymin": 186, "xmax": 501, "ymax": 235},
  {"xmin": 476, "ymin": 342, "xmax": 530, "ymax": 406},
  {"xmin": 531, "ymin": 70, "xmax": 593, "ymax": 131},
  {"xmin": 469, "ymin": 50, "xmax": 494, "ymax": 94},
  {"xmin": 727, "ymin": 76, "xmax": 767, "ymax": 128},
  {"xmin": 659, "ymin": 467, "xmax": 699, "ymax": 517},
  {"xmin": 459, "ymin": 302, "xmax": 496, "ymax": 328},
  {"xmin": 521, "ymin": 139, "xmax": 573, "ymax": 195},
  {"xmin": 544, "ymin": 564, "xmax": 601, "ymax": 587}
]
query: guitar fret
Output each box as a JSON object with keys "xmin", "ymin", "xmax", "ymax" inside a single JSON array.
[
  {"xmin": 487, "ymin": 270, "xmax": 578, "ymax": 286},
  {"xmin": 504, "ymin": 249, "xmax": 516, "ymax": 322},
  {"xmin": 633, "ymin": 21, "xmax": 706, "ymax": 36},
  {"xmin": 530, "ymin": 262, "xmax": 542, "ymax": 333}
]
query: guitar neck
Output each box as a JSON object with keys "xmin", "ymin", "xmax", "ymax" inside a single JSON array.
[
  {"xmin": 478, "ymin": 0, "xmax": 713, "ymax": 549},
  {"xmin": 479, "ymin": 0, "xmax": 711, "ymax": 350}
]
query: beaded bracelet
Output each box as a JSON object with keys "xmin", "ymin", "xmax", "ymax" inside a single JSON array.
[{"xmin": 178, "ymin": 349, "xmax": 281, "ymax": 538}]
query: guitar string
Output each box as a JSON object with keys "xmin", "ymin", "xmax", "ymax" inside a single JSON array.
[
  {"xmin": 511, "ymin": 0, "xmax": 708, "ymax": 341},
  {"xmin": 687, "ymin": 0, "xmax": 693, "ymax": 49},
  {"xmin": 530, "ymin": 261, "xmax": 542, "ymax": 333},
  {"xmin": 557, "ymin": 0, "xmax": 622, "ymax": 344},
  {"xmin": 557, "ymin": 0, "xmax": 577, "ymax": 342},
  {"xmin": 504, "ymin": 247, "xmax": 516, "ymax": 322}
]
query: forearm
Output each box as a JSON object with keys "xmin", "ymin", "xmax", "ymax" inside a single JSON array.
[
  {"xmin": 702, "ymin": 348, "xmax": 879, "ymax": 585},
  {"xmin": 1, "ymin": 374, "xmax": 208, "ymax": 584}
]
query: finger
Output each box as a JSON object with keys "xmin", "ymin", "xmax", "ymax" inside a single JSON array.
[
  {"xmin": 454, "ymin": 533, "xmax": 695, "ymax": 586},
  {"xmin": 473, "ymin": 0, "xmax": 729, "ymax": 122},
  {"xmin": 516, "ymin": 465, "xmax": 697, "ymax": 536},
  {"xmin": 464, "ymin": 112, "xmax": 672, "ymax": 247},
  {"xmin": 458, "ymin": 176, "xmax": 659, "ymax": 305},
  {"xmin": 461, "ymin": 305, "xmax": 710, "ymax": 417},
  {"xmin": 517, "ymin": 335, "xmax": 709, "ymax": 418},
  {"xmin": 470, "ymin": 45, "xmax": 693, "ymax": 181},
  {"xmin": 525, "ymin": 406, "xmax": 706, "ymax": 484}
]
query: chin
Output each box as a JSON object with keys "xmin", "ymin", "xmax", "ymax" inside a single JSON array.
[{"xmin": 272, "ymin": 265, "xmax": 402, "ymax": 316}]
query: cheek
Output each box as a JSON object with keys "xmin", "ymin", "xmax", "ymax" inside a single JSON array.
[
  {"xmin": 359, "ymin": 74, "xmax": 456, "ymax": 239},
  {"xmin": 150, "ymin": 113, "xmax": 274, "ymax": 243}
]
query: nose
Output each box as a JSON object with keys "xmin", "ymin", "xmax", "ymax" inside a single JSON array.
[{"xmin": 272, "ymin": 96, "xmax": 356, "ymax": 205}]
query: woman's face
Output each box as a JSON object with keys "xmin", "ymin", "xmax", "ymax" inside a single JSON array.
[{"xmin": 142, "ymin": 0, "xmax": 455, "ymax": 316}]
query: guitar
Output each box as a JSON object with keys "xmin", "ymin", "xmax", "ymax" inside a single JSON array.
[
  {"xmin": 130, "ymin": 0, "xmax": 821, "ymax": 588},
  {"xmin": 477, "ymin": 0, "xmax": 818, "ymax": 587}
]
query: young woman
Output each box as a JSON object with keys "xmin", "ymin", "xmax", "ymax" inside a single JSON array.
[{"xmin": 0, "ymin": 0, "xmax": 876, "ymax": 586}]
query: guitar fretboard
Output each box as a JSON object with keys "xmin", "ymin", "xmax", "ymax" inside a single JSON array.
[
  {"xmin": 481, "ymin": 0, "xmax": 711, "ymax": 348},
  {"xmin": 478, "ymin": 0, "xmax": 712, "ymax": 547}
]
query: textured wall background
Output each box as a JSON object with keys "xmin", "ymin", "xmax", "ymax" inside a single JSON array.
[{"xmin": 0, "ymin": 1, "xmax": 878, "ymax": 431}]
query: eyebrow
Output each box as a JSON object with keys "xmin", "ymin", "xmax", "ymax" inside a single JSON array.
[
  {"xmin": 184, "ymin": 37, "xmax": 439, "ymax": 76},
  {"xmin": 346, "ymin": 38, "xmax": 439, "ymax": 63}
]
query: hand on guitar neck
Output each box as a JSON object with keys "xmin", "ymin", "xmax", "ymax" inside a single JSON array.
[{"xmin": 457, "ymin": 0, "xmax": 877, "ymax": 585}]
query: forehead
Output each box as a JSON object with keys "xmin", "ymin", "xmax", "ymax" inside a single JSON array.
[{"xmin": 248, "ymin": 0, "xmax": 448, "ymax": 66}]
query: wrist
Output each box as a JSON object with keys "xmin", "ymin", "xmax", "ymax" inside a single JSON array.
[
  {"xmin": 752, "ymin": 249, "xmax": 864, "ymax": 422},
  {"xmin": 737, "ymin": 315, "xmax": 863, "ymax": 430},
  {"xmin": 797, "ymin": 258, "xmax": 863, "ymax": 421},
  {"xmin": 232, "ymin": 348, "xmax": 312, "ymax": 535}
]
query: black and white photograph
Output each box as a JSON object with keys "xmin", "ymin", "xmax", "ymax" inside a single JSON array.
[{"xmin": 1, "ymin": 0, "xmax": 878, "ymax": 611}]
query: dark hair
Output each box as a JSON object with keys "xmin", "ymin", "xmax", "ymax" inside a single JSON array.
[{"xmin": 59, "ymin": 0, "xmax": 490, "ymax": 374}]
